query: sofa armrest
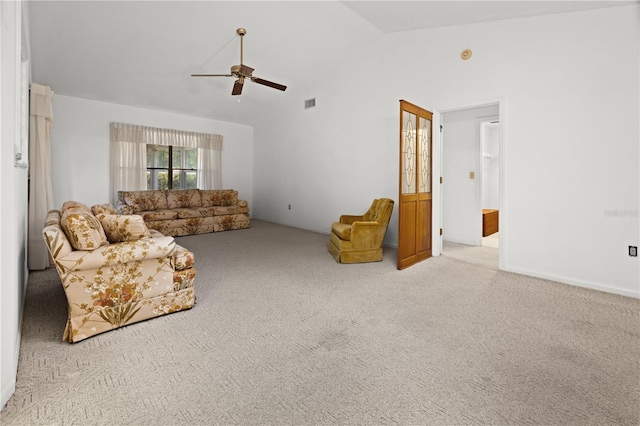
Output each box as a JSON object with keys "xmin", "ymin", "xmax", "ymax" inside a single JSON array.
[
  {"xmin": 340, "ymin": 215, "xmax": 364, "ymax": 225},
  {"xmin": 54, "ymin": 236, "xmax": 176, "ymax": 274}
]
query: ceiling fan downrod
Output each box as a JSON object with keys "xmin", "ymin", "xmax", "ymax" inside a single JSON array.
[{"xmin": 237, "ymin": 28, "xmax": 246, "ymax": 65}]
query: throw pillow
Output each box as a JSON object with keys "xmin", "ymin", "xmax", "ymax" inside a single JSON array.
[
  {"xmin": 100, "ymin": 214, "xmax": 152, "ymax": 244},
  {"xmin": 91, "ymin": 203, "xmax": 119, "ymax": 220},
  {"xmin": 60, "ymin": 203, "xmax": 108, "ymax": 250}
]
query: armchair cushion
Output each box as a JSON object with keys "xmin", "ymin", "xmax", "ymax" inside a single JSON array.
[{"xmin": 331, "ymin": 222, "xmax": 352, "ymax": 240}]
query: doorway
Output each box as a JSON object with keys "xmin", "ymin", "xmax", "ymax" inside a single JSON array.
[
  {"xmin": 480, "ymin": 119, "xmax": 500, "ymax": 248},
  {"xmin": 439, "ymin": 102, "xmax": 503, "ymax": 267}
]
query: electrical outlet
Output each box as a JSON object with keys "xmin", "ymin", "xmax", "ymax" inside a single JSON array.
[
  {"xmin": 630, "ymin": 246, "xmax": 638, "ymax": 257},
  {"xmin": 469, "ymin": 171, "xmax": 475, "ymax": 179}
]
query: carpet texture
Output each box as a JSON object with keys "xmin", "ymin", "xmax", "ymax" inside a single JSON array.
[{"xmin": 2, "ymin": 220, "xmax": 639, "ymax": 425}]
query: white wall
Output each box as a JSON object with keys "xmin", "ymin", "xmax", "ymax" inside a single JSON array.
[
  {"xmin": 1, "ymin": 0, "xmax": 30, "ymax": 409},
  {"xmin": 442, "ymin": 105, "xmax": 498, "ymax": 246},
  {"xmin": 252, "ymin": 6, "xmax": 639, "ymax": 297},
  {"xmin": 50, "ymin": 95, "xmax": 254, "ymax": 208}
]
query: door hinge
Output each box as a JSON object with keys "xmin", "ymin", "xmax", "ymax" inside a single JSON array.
[
  {"xmin": 440, "ymin": 228, "xmax": 443, "ymax": 236},
  {"xmin": 440, "ymin": 176, "xmax": 443, "ymax": 184},
  {"xmin": 440, "ymin": 124, "xmax": 443, "ymax": 132}
]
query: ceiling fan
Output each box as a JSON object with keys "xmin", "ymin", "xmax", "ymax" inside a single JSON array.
[{"xmin": 191, "ymin": 28, "xmax": 287, "ymax": 96}]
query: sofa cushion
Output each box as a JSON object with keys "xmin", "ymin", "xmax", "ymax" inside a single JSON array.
[
  {"xmin": 120, "ymin": 190, "xmax": 168, "ymax": 213},
  {"xmin": 146, "ymin": 217, "xmax": 215, "ymax": 237},
  {"xmin": 166, "ymin": 189, "xmax": 202, "ymax": 209},
  {"xmin": 175, "ymin": 208, "xmax": 203, "ymax": 219},
  {"xmin": 331, "ymin": 222, "xmax": 352, "ymax": 241},
  {"xmin": 200, "ymin": 189, "xmax": 238, "ymax": 207},
  {"xmin": 222, "ymin": 206, "xmax": 250, "ymax": 215},
  {"xmin": 194, "ymin": 206, "xmax": 216, "ymax": 216},
  {"xmin": 138, "ymin": 209, "xmax": 178, "ymax": 221},
  {"xmin": 60, "ymin": 202, "xmax": 108, "ymax": 250},
  {"xmin": 100, "ymin": 214, "xmax": 151, "ymax": 244}
]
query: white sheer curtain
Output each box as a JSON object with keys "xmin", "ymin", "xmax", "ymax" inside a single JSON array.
[
  {"xmin": 109, "ymin": 123, "xmax": 223, "ymax": 204},
  {"xmin": 28, "ymin": 83, "xmax": 55, "ymax": 270}
]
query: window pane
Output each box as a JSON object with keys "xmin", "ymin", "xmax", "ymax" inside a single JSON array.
[
  {"xmin": 147, "ymin": 145, "xmax": 169, "ymax": 168},
  {"xmin": 157, "ymin": 171, "xmax": 169, "ymax": 190},
  {"xmin": 172, "ymin": 171, "xmax": 181, "ymax": 189},
  {"xmin": 172, "ymin": 148, "xmax": 182, "ymax": 168},
  {"xmin": 186, "ymin": 149, "xmax": 197, "ymax": 169},
  {"xmin": 185, "ymin": 171, "xmax": 197, "ymax": 189}
]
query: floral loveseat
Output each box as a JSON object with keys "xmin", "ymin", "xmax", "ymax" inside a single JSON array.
[
  {"xmin": 42, "ymin": 201, "xmax": 196, "ymax": 343},
  {"xmin": 116, "ymin": 189, "xmax": 250, "ymax": 237}
]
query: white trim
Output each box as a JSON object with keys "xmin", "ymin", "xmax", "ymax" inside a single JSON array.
[
  {"xmin": 432, "ymin": 112, "xmax": 442, "ymax": 256},
  {"xmin": 497, "ymin": 99, "xmax": 506, "ymax": 271}
]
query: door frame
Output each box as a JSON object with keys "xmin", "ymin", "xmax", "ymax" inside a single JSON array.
[{"xmin": 432, "ymin": 98, "xmax": 506, "ymax": 270}]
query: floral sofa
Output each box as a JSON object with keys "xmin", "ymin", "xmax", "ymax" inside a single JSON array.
[
  {"xmin": 42, "ymin": 201, "xmax": 196, "ymax": 343},
  {"xmin": 116, "ymin": 189, "xmax": 250, "ymax": 237}
]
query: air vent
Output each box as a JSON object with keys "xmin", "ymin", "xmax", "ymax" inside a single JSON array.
[{"xmin": 305, "ymin": 98, "xmax": 316, "ymax": 109}]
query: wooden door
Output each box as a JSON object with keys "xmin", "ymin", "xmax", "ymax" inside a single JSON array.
[{"xmin": 398, "ymin": 100, "xmax": 433, "ymax": 270}]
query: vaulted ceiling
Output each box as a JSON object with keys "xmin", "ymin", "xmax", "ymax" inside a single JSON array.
[{"xmin": 28, "ymin": 1, "xmax": 634, "ymax": 126}]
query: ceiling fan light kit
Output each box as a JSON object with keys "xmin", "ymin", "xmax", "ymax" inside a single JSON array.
[{"xmin": 191, "ymin": 28, "xmax": 287, "ymax": 96}]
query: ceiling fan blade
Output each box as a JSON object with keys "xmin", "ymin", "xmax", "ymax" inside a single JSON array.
[
  {"xmin": 232, "ymin": 79, "xmax": 244, "ymax": 95},
  {"xmin": 191, "ymin": 73, "xmax": 233, "ymax": 77},
  {"xmin": 252, "ymin": 77, "xmax": 287, "ymax": 91}
]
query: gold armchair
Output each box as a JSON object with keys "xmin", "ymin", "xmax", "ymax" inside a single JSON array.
[{"xmin": 329, "ymin": 198, "xmax": 394, "ymax": 263}]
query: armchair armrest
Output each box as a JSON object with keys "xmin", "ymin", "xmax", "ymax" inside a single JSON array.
[
  {"xmin": 340, "ymin": 215, "xmax": 364, "ymax": 225},
  {"xmin": 350, "ymin": 221, "xmax": 381, "ymax": 249},
  {"xmin": 54, "ymin": 236, "xmax": 176, "ymax": 274}
]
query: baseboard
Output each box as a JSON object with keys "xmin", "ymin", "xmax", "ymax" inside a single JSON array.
[
  {"xmin": 2, "ymin": 274, "xmax": 27, "ymax": 410},
  {"xmin": 502, "ymin": 265, "xmax": 640, "ymax": 299},
  {"xmin": 1, "ymin": 378, "xmax": 16, "ymax": 410},
  {"xmin": 1, "ymin": 329, "xmax": 20, "ymax": 409},
  {"xmin": 443, "ymin": 237, "xmax": 478, "ymax": 246}
]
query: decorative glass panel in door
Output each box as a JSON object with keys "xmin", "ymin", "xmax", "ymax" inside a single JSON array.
[{"xmin": 402, "ymin": 111, "xmax": 417, "ymax": 195}]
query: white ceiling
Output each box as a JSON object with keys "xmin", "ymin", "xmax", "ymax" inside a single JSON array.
[{"xmin": 28, "ymin": 1, "xmax": 635, "ymax": 126}]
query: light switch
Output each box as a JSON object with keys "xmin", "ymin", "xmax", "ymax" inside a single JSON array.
[{"xmin": 469, "ymin": 171, "xmax": 475, "ymax": 179}]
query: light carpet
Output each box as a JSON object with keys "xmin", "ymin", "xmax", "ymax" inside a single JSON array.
[{"xmin": 2, "ymin": 220, "xmax": 639, "ymax": 425}]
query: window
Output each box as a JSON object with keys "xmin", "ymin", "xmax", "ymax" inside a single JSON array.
[
  {"xmin": 110, "ymin": 122, "xmax": 223, "ymax": 204},
  {"xmin": 146, "ymin": 145, "xmax": 197, "ymax": 190}
]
